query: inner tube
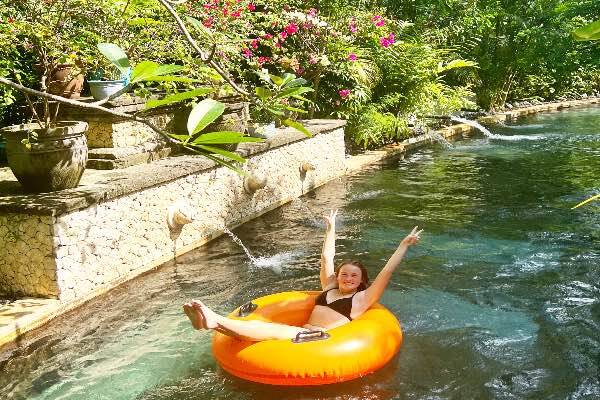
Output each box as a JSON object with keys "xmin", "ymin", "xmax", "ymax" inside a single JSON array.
[{"xmin": 212, "ymin": 291, "xmax": 403, "ymax": 386}]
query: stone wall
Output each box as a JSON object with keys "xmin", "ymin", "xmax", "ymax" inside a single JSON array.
[
  {"xmin": 0, "ymin": 122, "xmax": 346, "ymax": 301},
  {"xmin": 0, "ymin": 214, "xmax": 58, "ymax": 297}
]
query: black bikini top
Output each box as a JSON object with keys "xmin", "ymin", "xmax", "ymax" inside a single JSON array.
[{"xmin": 315, "ymin": 288, "xmax": 358, "ymax": 320}]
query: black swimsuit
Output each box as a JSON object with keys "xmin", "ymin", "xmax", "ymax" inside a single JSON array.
[{"xmin": 315, "ymin": 288, "xmax": 357, "ymax": 320}]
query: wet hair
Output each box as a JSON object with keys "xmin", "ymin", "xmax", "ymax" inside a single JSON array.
[{"xmin": 335, "ymin": 260, "xmax": 369, "ymax": 291}]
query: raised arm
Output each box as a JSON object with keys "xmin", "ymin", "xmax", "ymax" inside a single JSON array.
[
  {"xmin": 356, "ymin": 226, "xmax": 423, "ymax": 311},
  {"xmin": 320, "ymin": 210, "xmax": 338, "ymax": 290}
]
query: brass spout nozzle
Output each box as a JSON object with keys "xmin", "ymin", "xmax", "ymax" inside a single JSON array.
[
  {"xmin": 167, "ymin": 201, "xmax": 195, "ymax": 230},
  {"xmin": 299, "ymin": 162, "xmax": 315, "ymax": 174},
  {"xmin": 244, "ymin": 175, "xmax": 268, "ymax": 194}
]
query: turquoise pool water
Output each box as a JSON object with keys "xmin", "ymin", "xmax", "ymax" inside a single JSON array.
[{"xmin": 1, "ymin": 106, "xmax": 598, "ymax": 399}]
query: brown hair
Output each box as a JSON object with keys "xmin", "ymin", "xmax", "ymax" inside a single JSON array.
[{"xmin": 335, "ymin": 260, "xmax": 369, "ymax": 291}]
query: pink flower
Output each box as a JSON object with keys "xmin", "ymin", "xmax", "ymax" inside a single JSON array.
[
  {"xmin": 242, "ymin": 48, "xmax": 253, "ymax": 58},
  {"xmin": 284, "ymin": 23, "xmax": 299, "ymax": 35},
  {"xmin": 372, "ymin": 15, "xmax": 382, "ymax": 22},
  {"xmin": 258, "ymin": 56, "xmax": 271, "ymax": 64},
  {"xmin": 348, "ymin": 53, "xmax": 357, "ymax": 61},
  {"xmin": 338, "ymin": 89, "xmax": 351, "ymax": 99},
  {"xmin": 379, "ymin": 33, "xmax": 395, "ymax": 47},
  {"xmin": 275, "ymin": 42, "xmax": 282, "ymax": 48},
  {"xmin": 251, "ymin": 39, "xmax": 259, "ymax": 49},
  {"xmin": 295, "ymin": 67, "xmax": 305, "ymax": 75},
  {"xmin": 247, "ymin": 3, "xmax": 256, "ymax": 11},
  {"xmin": 203, "ymin": 17, "xmax": 214, "ymax": 28},
  {"xmin": 308, "ymin": 54, "xmax": 318, "ymax": 64},
  {"xmin": 375, "ymin": 19, "xmax": 385, "ymax": 27},
  {"xmin": 307, "ymin": 8, "xmax": 318, "ymax": 17},
  {"xmin": 280, "ymin": 31, "xmax": 288, "ymax": 40},
  {"xmin": 263, "ymin": 33, "xmax": 273, "ymax": 40},
  {"xmin": 349, "ymin": 20, "xmax": 357, "ymax": 33},
  {"xmin": 231, "ymin": 9, "xmax": 241, "ymax": 18}
]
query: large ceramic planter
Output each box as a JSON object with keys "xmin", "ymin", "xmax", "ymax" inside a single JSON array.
[
  {"xmin": 88, "ymin": 80, "xmax": 127, "ymax": 100},
  {"xmin": 1, "ymin": 121, "xmax": 88, "ymax": 192},
  {"xmin": 47, "ymin": 64, "xmax": 85, "ymax": 99}
]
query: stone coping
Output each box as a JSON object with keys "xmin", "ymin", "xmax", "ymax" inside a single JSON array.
[{"xmin": 0, "ymin": 119, "xmax": 345, "ymax": 216}]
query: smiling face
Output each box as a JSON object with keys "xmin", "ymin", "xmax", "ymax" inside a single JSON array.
[{"xmin": 336, "ymin": 264, "xmax": 363, "ymax": 294}]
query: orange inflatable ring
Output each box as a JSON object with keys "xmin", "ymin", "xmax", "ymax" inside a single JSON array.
[{"xmin": 212, "ymin": 291, "xmax": 403, "ymax": 385}]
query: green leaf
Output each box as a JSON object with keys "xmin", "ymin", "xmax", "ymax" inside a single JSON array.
[
  {"xmin": 97, "ymin": 43, "xmax": 130, "ymax": 75},
  {"xmin": 145, "ymin": 88, "xmax": 213, "ymax": 110},
  {"xmin": 130, "ymin": 62, "xmax": 184, "ymax": 83},
  {"xmin": 281, "ymin": 73, "xmax": 295, "ymax": 87},
  {"xmin": 255, "ymin": 87, "xmax": 272, "ymax": 100},
  {"xmin": 195, "ymin": 144, "xmax": 246, "ymax": 163},
  {"xmin": 286, "ymin": 77, "xmax": 308, "ymax": 88},
  {"xmin": 153, "ymin": 64, "xmax": 185, "ymax": 76},
  {"xmin": 187, "ymin": 99, "xmax": 225, "ymax": 135},
  {"xmin": 191, "ymin": 131, "xmax": 263, "ymax": 144},
  {"xmin": 275, "ymin": 87, "xmax": 313, "ymax": 99},
  {"xmin": 269, "ymin": 74, "xmax": 284, "ymax": 86},
  {"xmin": 139, "ymin": 76, "xmax": 205, "ymax": 83},
  {"xmin": 573, "ymin": 19, "xmax": 600, "ymax": 41},
  {"xmin": 436, "ymin": 59, "xmax": 478, "ymax": 74},
  {"xmin": 168, "ymin": 133, "xmax": 191, "ymax": 142},
  {"xmin": 282, "ymin": 119, "xmax": 312, "ymax": 137}
]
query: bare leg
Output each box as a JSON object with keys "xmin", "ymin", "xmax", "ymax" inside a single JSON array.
[{"xmin": 191, "ymin": 300, "xmax": 308, "ymax": 341}]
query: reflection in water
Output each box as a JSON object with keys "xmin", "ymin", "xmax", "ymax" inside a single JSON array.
[{"xmin": 1, "ymin": 106, "xmax": 599, "ymax": 399}]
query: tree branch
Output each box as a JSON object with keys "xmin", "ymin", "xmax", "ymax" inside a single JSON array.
[
  {"xmin": 156, "ymin": 0, "xmax": 251, "ymax": 98},
  {"xmin": 0, "ymin": 77, "xmax": 180, "ymax": 146}
]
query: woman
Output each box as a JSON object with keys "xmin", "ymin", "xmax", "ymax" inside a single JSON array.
[{"xmin": 183, "ymin": 209, "xmax": 422, "ymax": 341}]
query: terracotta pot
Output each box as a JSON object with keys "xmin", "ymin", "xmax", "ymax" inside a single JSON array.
[
  {"xmin": 47, "ymin": 64, "xmax": 85, "ymax": 99},
  {"xmin": 1, "ymin": 121, "xmax": 88, "ymax": 192}
]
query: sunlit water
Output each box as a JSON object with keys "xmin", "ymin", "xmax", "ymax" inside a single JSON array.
[{"xmin": 1, "ymin": 106, "xmax": 599, "ymax": 399}]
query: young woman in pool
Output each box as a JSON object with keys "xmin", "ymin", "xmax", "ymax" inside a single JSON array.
[{"xmin": 183, "ymin": 209, "xmax": 422, "ymax": 341}]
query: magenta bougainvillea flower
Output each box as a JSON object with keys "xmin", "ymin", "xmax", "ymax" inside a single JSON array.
[
  {"xmin": 349, "ymin": 18, "xmax": 357, "ymax": 33},
  {"xmin": 284, "ymin": 23, "xmax": 299, "ymax": 35},
  {"xmin": 380, "ymin": 33, "xmax": 395, "ymax": 47},
  {"xmin": 348, "ymin": 53, "xmax": 357, "ymax": 61},
  {"xmin": 247, "ymin": 3, "xmax": 255, "ymax": 11},
  {"xmin": 338, "ymin": 89, "xmax": 351, "ymax": 99},
  {"xmin": 242, "ymin": 48, "xmax": 253, "ymax": 58}
]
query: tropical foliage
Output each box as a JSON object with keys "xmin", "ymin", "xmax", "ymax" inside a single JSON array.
[{"xmin": 1, "ymin": 0, "xmax": 599, "ymax": 149}]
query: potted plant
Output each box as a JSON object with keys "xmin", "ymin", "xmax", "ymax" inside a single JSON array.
[
  {"xmin": 86, "ymin": 43, "xmax": 131, "ymax": 101},
  {"xmin": 0, "ymin": 2, "xmax": 96, "ymax": 191}
]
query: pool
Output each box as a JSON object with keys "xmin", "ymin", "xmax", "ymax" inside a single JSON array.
[{"xmin": 1, "ymin": 106, "xmax": 598, "ymax": 399}]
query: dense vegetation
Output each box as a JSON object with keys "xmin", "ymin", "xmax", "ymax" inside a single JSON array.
[{"xmin": 1, "ymin": 0, "xmax": 599, "ymax": 148}]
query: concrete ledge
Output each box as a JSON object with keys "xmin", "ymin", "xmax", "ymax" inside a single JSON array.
[{"xmin": 0, "ymin": 119, "xmax": 345, "ymax": 216}]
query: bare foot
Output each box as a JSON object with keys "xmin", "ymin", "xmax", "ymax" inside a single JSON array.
[
  {"xmin": 191, "ymin": 300, "xmax": 218, "ymax": 329},
  {"xmin": 183, "ymin": 302, "xmax": 205, "ymax": 330}
]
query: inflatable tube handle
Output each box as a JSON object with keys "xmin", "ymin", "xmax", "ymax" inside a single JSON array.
[
  {"xmin": 237, "ymin": 301, "xmax": 258, "ymax": 317},
  {"xmin": 292, "ymin": 330, "xmax": 330, "ymax": 343}
]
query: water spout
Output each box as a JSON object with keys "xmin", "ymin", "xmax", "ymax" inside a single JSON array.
[
  {"xmin": 243, "ymin": 175, "xmax": 268, "ymax": 194},
  {"xmin": 167, "ymin": 201, "xmax": 195, "ymax": 231},
  {"xmin": 450, "ymin": 116, "xmax": 543, "ymax": 141}
]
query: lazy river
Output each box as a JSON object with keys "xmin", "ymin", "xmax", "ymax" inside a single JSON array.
[{"xmin": 1, "ymin": 106, "xmax": 598, "ymax": 399}]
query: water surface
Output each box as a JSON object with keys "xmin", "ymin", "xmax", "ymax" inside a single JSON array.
[{"xmin": 1, "ymin": 106, "xmax": 599, "ymax": 399}]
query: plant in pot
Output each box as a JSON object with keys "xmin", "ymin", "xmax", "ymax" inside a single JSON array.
[
  {"xmin": 0, "ymin": 1, "xmax": 96, "ymax": 192},
  {"xmin": 248, "ymin": 71, "xmax": 314, "ymax": 138},
  {"xmin": 87, "ymin": 43, "xmax": 132, "ymax": 101}
]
